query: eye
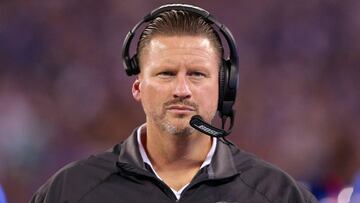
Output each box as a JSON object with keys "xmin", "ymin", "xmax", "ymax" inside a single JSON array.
[
  {"xmin": 189, "ymin": 71, "xmax": 206, "ymax": 78},
  {"xmin": 157, "ymin": 71, "xmax": 175, "ymax": 78}
]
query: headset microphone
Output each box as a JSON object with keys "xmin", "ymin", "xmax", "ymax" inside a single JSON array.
[{"xmin": 190, "ymin": 115, "xmax": 233, "ymax": 138}]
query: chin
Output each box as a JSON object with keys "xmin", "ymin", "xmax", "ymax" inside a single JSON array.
[
  {"xmin": 168, "ymin": 126, "xmax": 194, "ymax": 137},
  {"xmin": 170, "ymin": 116, "xmax": 191, "ymax": 126},
  {"xmin": 163, "ymin": 118, "xmax": 194, "ymax": 137},
  {"xmin": 174, "ymin": 128, "xmax": 194, "ymax": 137}
]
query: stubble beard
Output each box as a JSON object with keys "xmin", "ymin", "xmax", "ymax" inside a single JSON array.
[
  {"xmin": 149, "ymin": 99, "xmax": 200, "ymax": 137},
  {"xmin": 147, "ymin": 99, "xmax": 216, "ymax": 137},
  {"xmin": 153, "ymin": 111, "xmax": 195, "ymax": 137}
]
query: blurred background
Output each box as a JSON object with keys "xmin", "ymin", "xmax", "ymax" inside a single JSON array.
[{"xmin": 0, "ymin": 0, "xmax": 359, "ymax": 202}]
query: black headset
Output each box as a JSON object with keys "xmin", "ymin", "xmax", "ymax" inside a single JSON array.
[{"xmin": 122, "ymin": 4, "xmax": 239, "ymax": 134}]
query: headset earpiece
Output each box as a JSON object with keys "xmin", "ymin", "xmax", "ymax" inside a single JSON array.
[
  {"xmin": 218, "ymin": 60, "xmax": 227, "ymax": 113},
  {"xmin": 130, "ymin": 54, "xmax": 140, "ymax": 75},
  {"xmin": 218, "ymin": 59, "xmax": 235, "ymax": 118}
]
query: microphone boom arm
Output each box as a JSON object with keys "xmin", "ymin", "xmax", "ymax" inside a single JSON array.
[{"xmin": 189, "ymin": 114, "xmax": 233, "ymax": 137}]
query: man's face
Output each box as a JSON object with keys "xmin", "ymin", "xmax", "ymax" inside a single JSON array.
[{"xmin": 132, "ymin": 35, "xmax": 219, "ymax": 136}]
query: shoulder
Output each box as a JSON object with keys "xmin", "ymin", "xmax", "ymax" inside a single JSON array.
[
  {"xmin": 229, "ymin": 144, "xmax": 318, "ymax": 202},
  {"xmin": 30, "ymin": 145, "xmax": 120, "ymax": 203}
]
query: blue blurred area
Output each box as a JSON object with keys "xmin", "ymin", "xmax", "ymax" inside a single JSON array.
[
  {"xmin": 0, "ymin": 185, "xmax": 7, "ymax": 203},
  {"xmin": 0, "ymin": 0, "xmax": 359, "ymax": 202},
  {"xmin": 350, "ymin": 172, "xmax": 360, "ymax": 203}
]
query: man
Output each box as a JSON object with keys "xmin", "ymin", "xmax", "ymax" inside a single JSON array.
[{"xmin": 30, "ymin": 4, "xmax": 318, "ymax": 203}]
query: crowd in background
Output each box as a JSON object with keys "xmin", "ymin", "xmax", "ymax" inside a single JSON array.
[{"xmin": 0, "ymin": 0, "xmax": 359, "ymax": 202}]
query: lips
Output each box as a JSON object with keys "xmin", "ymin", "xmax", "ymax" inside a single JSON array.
[{"xmin": 166, "ymin": 105, "xmax": 196, "ymax": 112}]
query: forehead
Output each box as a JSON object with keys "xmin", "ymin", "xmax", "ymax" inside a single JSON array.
[
  {"xmin": 149, "ymin": 35, "xmax": 213, "ymax": 49},
  {"xmin": 139, "ymin": 35, "xmax": 220, "ymax": 66}
]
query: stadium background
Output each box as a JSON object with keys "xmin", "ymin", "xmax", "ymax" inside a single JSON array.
[{"xmin": 0, "ymin": 0, "xmax": 359, "ymax": 202}]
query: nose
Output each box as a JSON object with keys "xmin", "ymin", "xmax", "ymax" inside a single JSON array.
[{"xmin": 173, "ymin": 75, "xmax": 191, "ymax": 99}]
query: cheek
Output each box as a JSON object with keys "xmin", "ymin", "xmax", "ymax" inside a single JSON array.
[
  {"xmin": 198, "ymin": 82, "xmax": 219, "ymax": 112},
  {"xmin": 140, "ymin": 81, "xmax": 169, "ymax": 108}
]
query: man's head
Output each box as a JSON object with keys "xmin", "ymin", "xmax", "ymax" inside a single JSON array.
[{"xmin": 132, "ymin": 10, "xmax": 222, "ymax": 136}]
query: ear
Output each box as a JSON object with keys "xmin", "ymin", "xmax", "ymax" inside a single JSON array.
[{"xmin": 132, "ymin": 78, "xmax": 141, "ymax": 102}]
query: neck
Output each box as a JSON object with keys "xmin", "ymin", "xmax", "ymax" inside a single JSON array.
[
  {"xmin": 142, "ymin": 122, "xmax": 212, "ymax": 171},
  {"xmin": 140, "ymin": 121, "xmax": 213, "ymax": 191}
]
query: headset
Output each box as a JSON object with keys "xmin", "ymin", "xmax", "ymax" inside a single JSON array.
[{"xmin": 122, "ymin": 4, "xmax": 239, "ymax": 137}]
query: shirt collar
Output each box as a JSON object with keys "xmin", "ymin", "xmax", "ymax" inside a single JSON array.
[
  {"xmin": 136, "ymin": 123, "xmax": 217, "ymax": 171},
  {"xmin": 117, "ymin": 125, "xmax": 240, "ymax": 180},
  {"xmin": 136, "ymin": 123, "xmax": 217, "ymax": 200}
]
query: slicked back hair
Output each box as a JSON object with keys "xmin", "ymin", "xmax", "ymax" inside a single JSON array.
[{"xmin": 137, "ymin": 10, "xmax": 223, "ymax": 67}]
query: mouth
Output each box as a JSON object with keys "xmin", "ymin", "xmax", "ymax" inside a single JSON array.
[{"xmin": 166, "ymin": 105, "xmax": 196, "ymax": 113}]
